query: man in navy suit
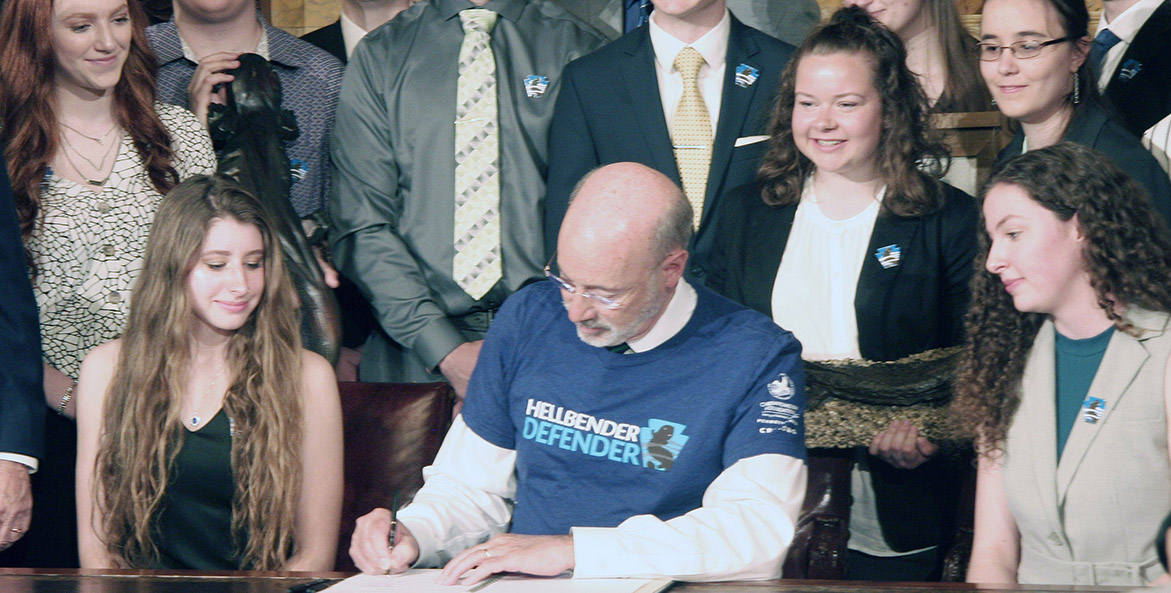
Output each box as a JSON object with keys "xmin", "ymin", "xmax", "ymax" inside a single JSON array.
[
  {"xmin": 1094, "ymin": 0, "xmax": 1171, "ymax": 143},
  {"xmin": 0, "ymin": 152, "xmax": 45, "ymax": 553},
  {"xmin": 544, "ymin": 0, "xmax": 794, "ymax": 285}
]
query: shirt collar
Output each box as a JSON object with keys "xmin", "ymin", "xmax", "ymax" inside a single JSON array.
[
  {"xmin": 436, "ymin": 0, "xmax": 525, "ymax": 24},
  {"xmin": 180, "ymin": 24, "xmax": 268, "ymax": 62},
  {"xmin": 175, "ymin": 13, "xmax": 310, "ymax": 69},
  {"xmin": 626, "ymin": 278, "xmax": 698, "ymax": 353},
  {"xmin": 648, "ymin": 8, "xmax": 731, "ymax": 75},
  {"xmin": 339, "ymin": 11, "xmax": 366, "ymax": 59},
  {"xmin": 1096, "ymin": 0, "xmax": 1163, "ymax": 43}
]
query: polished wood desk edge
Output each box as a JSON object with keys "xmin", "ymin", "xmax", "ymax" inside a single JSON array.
[
  {"xmin": 0, "ymin": 569, "xmax": 1129, "ymax": 592},
  {"xmin": 0, "ymin": 567, "xmax": 353, "ymax": 579}
]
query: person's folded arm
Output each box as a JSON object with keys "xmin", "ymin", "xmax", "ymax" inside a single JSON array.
[{"xmin": 571, "ymin": 453, "xmax": 806, "ymax": 581}]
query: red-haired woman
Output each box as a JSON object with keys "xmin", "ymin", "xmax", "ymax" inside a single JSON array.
[
  {"xmin": 0, "ymin": 0, "xmax": 215, "ymax": 416},
  {"xmin": 0, "ymin": 0, "xmax": 214, "ymax": 566}
]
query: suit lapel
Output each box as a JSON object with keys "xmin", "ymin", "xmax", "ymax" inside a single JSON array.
[
  {"xmin": 1055, "ymin": 309, "xmax": 1167, "ymax": 502},
  {"xmin": 854, "ymin": 211, "xmax": 919, "ymax": 355},
  {"xmin": 621, "ymin": 30, "xmax": 681, "ymax": 181},
  {"xmin": 748, "ymin": 203, "xmax": 796, "ymax": 317},
  {"xmin": 1018, "ymin": 322, "xmax": 1065, "ymax": 535},
  {"xmin": 702, "ymin": 18, "xmax": 762, "ymax": 230},
  {"xmin": 1104, "ymin": 1, "xmax": 1171, "ymax": 98}
]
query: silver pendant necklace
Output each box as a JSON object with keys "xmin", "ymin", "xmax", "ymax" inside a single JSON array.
[{"xmin": 190, "ymin": 366, "xmax": 227, "ymax": 428}]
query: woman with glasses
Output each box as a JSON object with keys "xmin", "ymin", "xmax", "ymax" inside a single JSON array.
[
  {"xmin": 980, "ymin": 0, "xmax": 1171, "ymax": 224},
  {"xmin": 709, "ymin": 6, "xmax": 978, "ymax": 581},
  {"xmin": 955, "ymin": 142, "xmax": 1171, "ymax": 585}
]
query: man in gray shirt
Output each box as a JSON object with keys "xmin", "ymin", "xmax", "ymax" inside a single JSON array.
[{"xmin": 328, "ymin": 0, "xmax": 605, "ymax": 398}]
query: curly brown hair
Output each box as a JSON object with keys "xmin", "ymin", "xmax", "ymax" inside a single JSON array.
[
  {"xmin": 0, "ymin": 0, "xmax": 179, "ymax": 253},
  {"xmin": 757, "ymin": 5, "xmax": 951, "ymax": 217},
  {"xmin": 951, "ymin": 142, "xmax": 1171, "ymax": 456}
]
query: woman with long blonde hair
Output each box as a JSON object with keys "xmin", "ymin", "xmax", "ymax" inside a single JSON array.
[{"xmin": 75, "ymin": 175, "xmax": 342, "ymax": 570}]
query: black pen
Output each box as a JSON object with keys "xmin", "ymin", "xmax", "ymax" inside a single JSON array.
[
  {"xmin": 388, "ymin": 489, "xmax": 400, "ymax": 551},
  {"xmin": 285, "ymin": 578, "xmax": 340, "ymax": 593}
]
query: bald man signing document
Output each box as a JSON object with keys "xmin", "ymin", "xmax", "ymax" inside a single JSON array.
[{"xmin": 348, "ymin": 163, "xmax": 807, "ymax": 583}]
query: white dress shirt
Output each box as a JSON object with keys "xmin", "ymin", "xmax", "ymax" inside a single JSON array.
[
  {"xmin": 648, "ymin": 10, "xmax": 731, "ymax": 138},
  {"xmin": 339, "ymin": 11, "xmax": 367, "ymax": 59}
]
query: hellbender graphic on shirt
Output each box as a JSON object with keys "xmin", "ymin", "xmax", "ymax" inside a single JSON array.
[{"xmin": 521, "ymin": 399, "xmax": 690, "ymax": 471}]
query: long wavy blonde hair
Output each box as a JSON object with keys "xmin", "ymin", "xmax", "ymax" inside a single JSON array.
[{"xmin": 94, "ymin": 175, "xmax": 304, "ymax": 569}]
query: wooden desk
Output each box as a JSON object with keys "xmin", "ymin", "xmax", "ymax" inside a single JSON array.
[{"xmin": 0, "ymin": 569, "xmax": 1130, "ymax": 593}]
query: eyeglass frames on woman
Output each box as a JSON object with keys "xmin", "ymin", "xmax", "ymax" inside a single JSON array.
[
  {"xmin": 543, "ymin": 253, "xmax": 624, "ymax": 310},
  {"xmin": 976, "ymin": 36, "xmax": 1075, "ymax": 62}
]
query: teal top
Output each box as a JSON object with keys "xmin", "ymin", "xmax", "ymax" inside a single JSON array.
[
  {"xmin": 152, "ymin": 410, "xmax": 247, "ymax": 569},
  {"xmin": 1055, "ymin": 326, "xmax": 1114, "ymax": 457}
]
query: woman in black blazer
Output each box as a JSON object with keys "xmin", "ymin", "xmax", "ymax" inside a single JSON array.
[{"xmin": 709, "ymin": 7, "xmax": 978, "ymax": 582}]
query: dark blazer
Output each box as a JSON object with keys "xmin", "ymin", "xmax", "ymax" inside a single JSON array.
[
  {"xmin": 998, "ymin": 100, "xmax": 1171, "ymax": 226},
  {"xmin": 709, "ymin": 182, "xmax": 978, "ymax": 363},
  {"xmin": 544, "ymin": 16, "xmax": 794, "ymax": 284},
  {"xmin": 0, "ymin": 152, "xmax": 45, "ymax": 462},
  {"xmin": 301, "ymin": 19, "xmax": 347, "ymax": 64},
  {"xmin": 708, "ymin": 180, "xmax": 979, "ymax": 552},
  {"xmin": 1101, "ymin": 0, "xmax": 1171, "ymax": 139}
]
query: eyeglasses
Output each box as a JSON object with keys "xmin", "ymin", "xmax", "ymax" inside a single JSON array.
[
  {"xmin": 543, "ymin": 254, "xmax": 625, "ymax": 310},
  {"xmin": 976, "ymin": 36, "xmax": 1074, "ymax": 62}
]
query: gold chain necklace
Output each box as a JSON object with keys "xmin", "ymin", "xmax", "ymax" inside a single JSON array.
[
  {"xmin": 58, "ymin": 137, "xmax": 115, "ymax": 187},
  {"xmin": 60, "ymin": 120, "xmax": 117, "ymax": 145}
]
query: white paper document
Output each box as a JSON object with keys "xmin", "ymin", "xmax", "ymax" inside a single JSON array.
[{"xmin": 325, "ymin": 570, "xmax": 672, "ymax": 593}]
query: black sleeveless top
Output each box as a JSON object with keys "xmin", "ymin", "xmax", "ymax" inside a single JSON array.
[{"xmin": 152, "ymin": 410, "xmax": 247, "ymax": 569}]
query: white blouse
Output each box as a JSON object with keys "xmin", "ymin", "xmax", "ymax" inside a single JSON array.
[
  {"xmin": 29, "ymin": 103, "xmax": 216, "ymax": 377},
  {"xmin": 770, "ymin": 178, "xmax": 884, "ymax": 361}
]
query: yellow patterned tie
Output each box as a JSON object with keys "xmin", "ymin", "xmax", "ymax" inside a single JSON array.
[
  {"xmin": 672, "ymin": 46, "xmax": 712, "ymax": 231},
  {"xmin": 453, "ymin": 9, "xmax": 501, "ymax": 300}
]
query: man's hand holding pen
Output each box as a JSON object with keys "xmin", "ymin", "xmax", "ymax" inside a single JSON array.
[{"xmin": 349, "ymin": 507, "xmax": 420, "ymax": 575}]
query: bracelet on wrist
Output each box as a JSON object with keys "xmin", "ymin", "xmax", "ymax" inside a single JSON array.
[{"xmin": 58, "ymin": 380, "xmax": 77, "ymax": 416}]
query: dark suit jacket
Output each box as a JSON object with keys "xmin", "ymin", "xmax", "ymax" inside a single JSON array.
[
  {"xmin": 544, "ymin": 16, "xmax": 794, "ymax": 284},
  {"xmin": 708, "ymin": 180, "xmax": 979, "ymax": 552},
  {"xmin": 301, "ymin": 20, "xmax": 347, "ymax": 64},
  {"xmin": 0, "ymin": 152, "xmax": 45, "ymax": 462},
  {"xmin": 709, "ymin": 182, "xmax": 978, "ymax": 363},
  {"xmin": 1101, "ymin": 0, "xmax": 1171, "ymax": 138},
  {"xmin": 998, "ymin": 100, "xmax": 1171, "ymax": 226}
]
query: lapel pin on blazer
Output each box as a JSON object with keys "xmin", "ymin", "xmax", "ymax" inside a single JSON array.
[
  {"xmin": 734, "ymin": 64, "xmax": 759, "ymax": 88},
  {"xmin": 524, "ymin": 75, "xmax": 550, "ymax": 98},
  {"xmin": 874, "ymin": 244, "xmax": 901, "ymax": 269},
  {"xmin": 1119, "ymin": 59, "xmax": 1143, "ymax": 82},
  {"xmin": 1082, "ymin": 396, "xmax": 1107, "ymax": 424}
]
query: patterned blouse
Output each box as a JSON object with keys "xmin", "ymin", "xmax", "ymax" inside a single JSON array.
[{"xmin": 28, "ymin": 103, "xmax": 217, "ymax": 377}]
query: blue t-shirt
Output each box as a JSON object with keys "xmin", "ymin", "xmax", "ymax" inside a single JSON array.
[{"xmin": 462, "ymin": 281, "xmax": 807, "ymax": 536}]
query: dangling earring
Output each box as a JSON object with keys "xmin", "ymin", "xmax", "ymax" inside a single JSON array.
[{"xmin": 1073, "ymin": 70, "xmax": 1081, "ymax": 105}]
